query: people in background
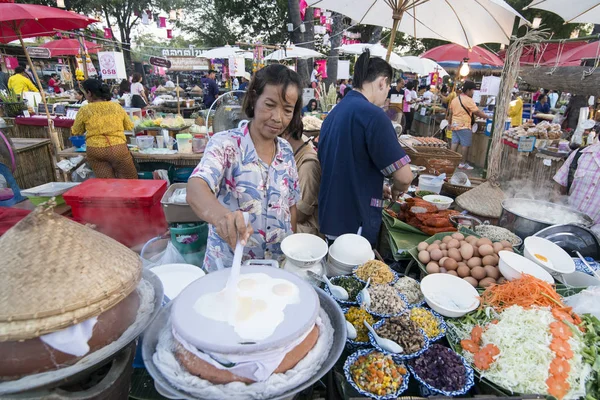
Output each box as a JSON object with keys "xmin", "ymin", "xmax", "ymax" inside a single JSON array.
[
  {"xmin": 448, "ymin": 80, "xmax": 488, "ymax": 170},
  {"xmin": 533, "ymin": 94, "xmax": 550, "ymax": 124},
  {"xmin": 563, "ymin": 95, "xmax": 589, "ymax": 131},
  {"xmin": 0, "ymin": 69, "xmax": 8, "ymax": 91},
  {"xmin": 311, "ymin": 73, "xmax": 322, "ymax": 101},
  {"xmin": 339, "ymin": 79, "xmax": 348, "ymax": 97},
  {"xmin": 150, "ymin": 79, "xmax": 160, "ymax": 95},
  {"xmin": 71, "ymin": 79, "xmax": 137, "ymax": 179},
  {"xmin": 302, "ymin": 98, "xmax": 318, "ymax": 115},
  {"xmin": 118, "ymin": 79, "xmax": 130, "ymax": 97},
  {"xmin": 387, "ymin": 78, "xmax": 404, "ymax": 103},
  {"xmin": 346, "ymin": 78, "xmax": 353, "ymax": 89},
  {"xmin": 48, "ymin": 73, "xmax": 61, "ymax": 94},
  {"xmin": 310, "ymin": 62, "xmax": 319, "ymax": 84},
  {"xmin": 130, "ymin": 72, "xmax": 148, "ymax": 109},
  {"xmin": 74, "ymin": 89, "xmax": 87, "ymax": 105},
  {"xmin": 508, "ymin": 93, "xmax": 523, "ymax": 127},
  {"xmin": 533, "ymin": 88, "xmax": 544, "ymax": 102},
  {"xmin": 422, "ymin": 85, "xmax": 435, "ymax": 105},
  {"xmin": 187, "ymin": 64, "xmax": 302, "ymax": 272},
  {"xmin": 201, "ymin": 70, "xmax": 219, "ymax": 108},
  {"xmin": 232, "ymin": 76, "xmax": 239, "ymax": 90},
  {"xmin": 343, "ymin": 86, "xmax": 352, "ymax": 97},
  {"xmin": 8, "ymin": 66, "xmax": 38, "ymax": 94},
  {"xmin": 318, "ymin": 50, "xmax": 413, "ymax": 246},
  {"xmin": 239, "ymin": 72, "xmax": 251, "ymax": 91},
  {"xmin": 548, "ymin": 89, "xmax": 559, "ymax": 109},
  {"xmin": 164, "ymin": 77, "xmax": 175, "ymax": 88},
  {"xmin": 402, "ymin": 81, "xmax": 416, "ymax": 134},
  {"xmin": 281, "ymin": 125, "xmax": 321, "ymax": 235}
]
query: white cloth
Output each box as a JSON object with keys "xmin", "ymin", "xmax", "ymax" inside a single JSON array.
[
  {"xmin": 164, "ymin": 80, "xmax": 175, "ymax": 88},
  {"xmin": 548, "ymin": 92, "xmax": 559, "ymax": 108},
  {"xmin": 173, "ymin": 323, "xmax": 314, "ymax": 382},
  {"xmin": 131, "ymin": 82, "xmax": 144, "ymax": 96},
  {"xmin": 410, "ymin": 90, "xmax": 418, "ymax": 110},
  {"xmin": 232, "ymin": 78, "xmax": 239, "ymax": 91},
  {"xmin": 40, "ymin": 317, "xmax": 98, "ymax": 357},
  {"xmin": 153, "ymin": 308, "xmax": 334, "ymax": 400},
  {"xmin": 310, "ymin": 69, "xmax": 318, "ymax": 83}
]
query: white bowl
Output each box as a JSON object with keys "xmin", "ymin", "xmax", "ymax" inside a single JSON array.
[
  {"xmin": 420, "ymin": 273, "xmax": 480, "ymax": 318},
  {"xmin": 556, "ymin": 270, "xmax": 600, "ymax": 287},
  {"xmin": 498, "ymin": 251, "xmax": 555, "ymax": 284},
  {"xmin": 423, "ymin": 194, "xmax": 454, "ymax": 210},
  {"xmin": 150, "ymin": 263, "xmax": 205, "ymax": 301},
  {"xmin": 329, "ymin": 234, "xmax": 374, "ymax": 265},
  {"xmin": 281, "ymin": 233, "xmax": 328, "ymax": 267},
  {"xmin": 524, "ymin": 236, "xmax": 576, "ymax": 277}
]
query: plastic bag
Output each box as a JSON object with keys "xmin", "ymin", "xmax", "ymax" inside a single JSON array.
[
  {"xmin": 141, "ymin": 236, "xmax": 186, "ymax": 269},
  {"xmin": 563, "ymin": 286, "xmax": 600, "ymax": 320}
]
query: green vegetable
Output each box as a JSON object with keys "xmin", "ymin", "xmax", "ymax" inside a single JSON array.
[
  {"xmin": 331, "ymin": 276, "xmax": 363, "ymax": 301},
  {"xmin": 581, "ymin": 314, "xmax": 600, "ymax": 400},
  {"xmin": 416, "ymin": 190, "xmax": 436, "ymax": 198}
]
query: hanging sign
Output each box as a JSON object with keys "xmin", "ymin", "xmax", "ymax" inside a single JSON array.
[
  {"xmin": 337, "ymin": 60, "xmax": 350, "ymax": 80},
  {"xmin": 27, "ymin": 47, "xmax": 51, "ymax": 59},
  {"xmin": 149, "ymin": 57, "xmax": 172, "ymax": 68},
  {"xmin": 98, "ymin": 52, "xmax": 127, "ymax": 79},
  {"xmin": 518, "ymin": 136, "xmax": 536, "ymax": 152},
  {"xmin": 228, "ymin": 56, "xmax": 246, "ymax": 77},
  {"xmin": 480, "ymin": 76, "xmax": 501, "ymax": 96}
]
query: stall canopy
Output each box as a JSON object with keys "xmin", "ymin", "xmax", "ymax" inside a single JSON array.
[
  {"xmin": 543, "ymin": 41, "xmax": 600, "ymax": 66},
  {"xmin": 421, "ymin": 44, "xmax": 504, "ymax": 68},
  {"xmin": 264, "ymin": 46, "xmax": 324, "ymax": 61},
  {"xmin": 399, "ymin": 56, "xmax": 448, "ymax": 77},
  {"xmin": 40, "ymin": 38, "xmax": 102, "ymax": 56},
  {"xmin": 198, "ymin": 45, "xmax": 253, "ymax": 59},
  {"xmin": 336, "ymin": 43, "xmax": 410, "ymax": 70},
  {"xmin": 498, "ymin": 42, "xmax": 586, "ymax": 65},
  {"xmin": 525, "ymin": 0, "xmax": 600, "ymax": 24}
]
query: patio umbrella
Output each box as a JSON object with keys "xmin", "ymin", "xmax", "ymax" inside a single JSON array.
[
  {"xmin": 336, "ymin": 43, "xmax": 411, "ymax": 70},
  {"xmin": 40, "ymin": 38, "xmax": 102, "ymax": 57},
  {"xmin": 198, "ymin": 45, "xmax": 250, "ymax": 59},
  {"xmin": 498, "ymin": 42, "xmax": 586, "ymax": 66},
  {"xmin": 525, "ymin": 0, "xmax": 600, "ymax": 24},
  {"xmin": 543, "ymin": 41, "xmax": 600, "ymax": 66},
  {"xmin": 307, "ymin": 0, "xmax": 526, "ymax": 62},
  {"xmin": 399, "ymin": 56, "xmax": 448, "ymax": 77},
  {"xmin": 421, "ymin": 44, "xmax": 504, "ymax": 67},
  {"xmin": 0, "ymin": 2, "xmax": 97, "ymax": 151},
  {"xmin": 264, "ymin": 46, "xmax": 324, "ymax": 61}
]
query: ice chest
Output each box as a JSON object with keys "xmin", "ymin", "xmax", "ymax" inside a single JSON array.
[
  {"xmin": 161, "ymin": 183, "xmax": 202, "ymax": 223},
  {"xmin": 63, "ymin": 179, "xmax": 168, "ymax": 247}
]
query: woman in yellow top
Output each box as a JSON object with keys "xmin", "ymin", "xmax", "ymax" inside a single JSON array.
[
  {"xmin": 508, "ymin": 94, "xmax": 523, "ymax": 127},
  {"xmin": 7, "ymin": 66, "xmax": 38, "ymax": 94},
  {"xmin": 71, "ymin": 79, "xmax": 137, "ymax": 179}
]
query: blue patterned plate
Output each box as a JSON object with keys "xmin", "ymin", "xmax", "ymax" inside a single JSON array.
[
  {"xmin": 323, "ymin": 275, "xmax": 364, "ymax": 307},
  {"xmin": 342, "ymin": 307, "xmax": 376, "ymax": 352},
  {"xmin": 344, "ymin": 348, "xmax": 410, "ymax": 400},
  {"xmin": 368, "ymin": 319, "xmax": 430, "ymax": 360},
  {"xmin": 408, "ymin": 346, "xmax": 475, "ymax": 397},
  {"xmin": 573, "ymin": 257, "xmax": 600, "ymax": 275},
  {"xmin": 392, "ymin": 276, "xmax": 426, "ymax": 307},
  {"xmin": 408, "ymin": 307, "xmax": 447, "ymax": 342},
  {"xmin": 353, "ymin": 266, "xmax": 400, "ymax": 286},
  {"xmin": 357, "ymin": 289, "xmax": 410, "ymax": 319}
]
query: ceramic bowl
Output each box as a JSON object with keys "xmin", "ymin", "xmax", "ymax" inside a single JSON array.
[
  {"xmin": 423, "ymin": 194, "xmax": 454, "ymax": 210},
  {"xmin": 353, "ymin": 266, "xmax": 399, "ymax": 286},
  {"xmin": 368, "ymin": 319, "xmax": 430, "ymax": 360},
  {"xmin": 357, "ymin": 290, "xmax": 410, "ymax": 319},
  {"xmin": 498, "ymin": 251, "xmax": 554, "ymax": 284},
  {"xmin": 281, "ymin": 233, "xmax": 328, "ymax": 267},
  {"xmin": 408, "ymin": 307, "xmax": 447, "ymax": 342},
  {"xmin": 329, "ymin": 234, "xmax": 375, "ymax": 265},
  {"xmin": 420, "ymin": 274, "xmax": 480, "ymax": 318},
  {"xmin": 323, "ymin": 275, "xmax": 364, "ymax": 306},
  {"xmin": 523, "ymin": 236, "xmax": 576, "ymax": 277},
  {"xmin": 342, "ymin": 307, "xmax": 376, "ymax": 351}
]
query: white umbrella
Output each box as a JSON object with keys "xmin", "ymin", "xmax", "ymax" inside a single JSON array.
[
  {"xmin": 337, "ymin": 43, "xmax": 411, "ymax": 70},
  {"xmin": 525, "ymin": 0, "xmax": 600, "ymax": 24},
  {"xmin": 198, "ymin": 45, "xmax": 249, "ymax": 59},
  {"xmin": 264, "ymin": 46, "xmax": 324, "ymax": 60},
  {"xmin": 308, "ymin": 0, "xmax": 527, "ymax": 61},
  {"xmin": 400, "ymin": 56, "xmax": 448, "ymax": 77}
]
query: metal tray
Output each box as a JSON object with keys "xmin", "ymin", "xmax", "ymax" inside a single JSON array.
[
  {"xmin": 142, "ymin": 287, "xmax": 346, "ymax": 400},
  {"xmin": 0, "ymin": 269, "xmax": 163, "ymax": 395}
]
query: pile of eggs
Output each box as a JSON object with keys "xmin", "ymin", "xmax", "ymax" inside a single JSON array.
[{"xmin": 417, "ymin": 233, "xmax": 515, "ymax": 289}]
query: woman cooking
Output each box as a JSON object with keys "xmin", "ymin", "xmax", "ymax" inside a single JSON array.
[
  {"xmin": 71, "ymin": 79, "xmax": 137, "ymax": 179},
  {"xmin": 187, "ymin": 64, "xmax": 302, "ymax": 272},
  {"xmin": 318, "ymin": 50, "xmax": 413, "ymax": 246}
]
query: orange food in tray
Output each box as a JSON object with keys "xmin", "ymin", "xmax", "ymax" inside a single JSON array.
[{"xmin": 394, "ymin": 198, "xmax": 459, "ymax": 234}]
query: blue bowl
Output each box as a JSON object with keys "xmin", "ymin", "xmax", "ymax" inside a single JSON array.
[
  {"xmin": 408, "ymin": 307, "xmax": 447, "ymax": 342},
  {"xmin": 357, "ymin": 289, "xmax": 410, "ymax": 319},
  {"xmin": 344, "ymin": 348, "xmax": 410, "ymax": 399},
  {"xmin": 353, "ymin": 266, "xmax": 400, "ymax": 286},
  {"xmin": 323, "ymin": 275, "xmax": 364, "ymax": 307},
  {"xmin": 392, "ymin": 276, "xmax": 426, "ymax": 307},
  {"xmin": 69, "ymin": 135, "xmax": 86, "ymax": 148},
  {"xmin": 367, "ymin": 319, "xmax": 430, "ymax": 360},
  {"xmin": 342, "ymin": 307, "xmax": 376, "ymax": 351},
  {"xmin": 408, "ymin": 346, "xmax": 475, "ymax": 397}
]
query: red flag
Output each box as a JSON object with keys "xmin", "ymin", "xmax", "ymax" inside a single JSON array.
[
  {"xmin": 325, "ymin": 23, "xmax": 331, "ymax": 32},
  {"xmin": 314, "ymin": 8, "xmax": 321, "ymax": 17},
  {"xmin": 166, "ymin": 29, "xmax": 172, "ymax": 39},
  {"xmin": 320, "ymin": 15, "xmax": 326, "ymax": 24},
  {"xmin": 104, "ymin": 27, "xmax": 112, "ymax": 39},
  {"xmin": 159, "ymin": 16, "xmax": 166, "ymax": 28},
  {"xmin": 299, "ymin": 0, "xmax": 307, "ymax": 20}
]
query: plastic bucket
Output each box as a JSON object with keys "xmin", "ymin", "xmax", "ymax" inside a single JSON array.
[
  {"xmin": 418, "ymin": 174, "xmax": 444, "ymax": 194},
  {"xmin": 170, "ymin": 223, "xmax": 208, "ymax": 254}
]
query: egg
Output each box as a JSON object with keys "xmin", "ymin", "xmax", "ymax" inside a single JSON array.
[
  {"xmin": 500, "ymin": 240, "xmax": 513, "ymax": 248},
  {"xmin": 445, "ymin": 258, "xmax": 458, "ymax": 271},
  {"xmin": 427, "ymin": 243, "xmax": 440, "ymax": 252},
  {"xmin": 417, "ymin": 242, "xmax": 429, "ymax": 251},
  {"xmin": 448, "ymin": 248, "xmax": 462, "ymax": 262},
  {"xmin": 457, "ymin": 265, "xmax": 471, "ymax": 278},
  {"xmin": 484, "ymin": 265, "xmax": 500, "ymax": 280},
  {"xmin": 467, "ymin": 257, "xmax": 482, "ymax": 268},
  {"xmin": 464, "ymin": 277, "xmax": 479, "ymax": 287},
  {"xmin": 466, "ymin": 236, "xmax": 478, "ymax": 244},
  {"xmin": 497, "ymin": 277, "xmax": 507, "ymax": 284},
  {"xmin": 479, "ymin": 244, "xmax": 494, "ymax": 257},
  {"xmin": 460, "ymin": 243, "xmax": 474, "ymax": 260},
  {"xmin": 447, "ymin": 239, "xmax": 461, "ymax": 249},
  {"xmin": 479, "ymin": 277, "xmax": 497, "ymax": 288},
  {"xmin": 440, "ymin": 267, "xmax": 447, "ymax": 273},
  {"xmin": 452, "ymin": 232, "xmax": 465, "ymax": 241},
  {"xmin": 426, "ymin": 262, "xmax": 440, "ymax": 274},
  {"xmin": 440, "ymin": 243, "xmax": 447, "ymax": 250},
  {"xmin": 418, "ymin": 250, "xmax": 431, "ymax": 264},
  {"xmin": 442, "ymin": 236, "xmax": 453, "ymax": 244},
  {"xmin": 457, "ymin": 262, "xmax": 468, "ymax": 269},
  {"xmin": 503, "ymin": 247, "xmax": 514, "ymax": 252},
  {"xmin": 434, "ymin": 240, "xmax": 442, "ymax": 245},
  {"xmin": 492, "ymin": 242, "xmax": 504, "ymax": 254},
  {"xmin": 533, "ymin": 253, "xmax": 555, "ymax": 270},
  {"xmin": 430, "ymin": 249, "xmax": 443, "ymax": 261},
  {"xmin": 439, "ymin": 256, "xmax": 449, "ymax": 267},
  {"xmin": 482, "ymin": 255, "xmax": 497, "ymax": 267},
  {"xmin": 471, "ymin": 266, "xmax": 486, "ymax": 280},
  {"xmin": 472, "ymin": 246, "xmax": 480, "ymax": 258},
  {"xmin": 447, "ymin": 270, "xmax": 458, "ymax": 276},
  {"xmin": 476, "ymin": 238, "xmax": 493, "ymax": 247},
  {"xmin": 442, "ymin": 250, "xmax": 448, "ymax": 257}
]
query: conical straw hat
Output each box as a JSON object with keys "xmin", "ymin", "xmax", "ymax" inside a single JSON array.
[
  {"xmin": 190, "ymin": 85, "xmax": 202, "ymax": 93},
  {"xmin": 0, "ymin": 206, "xmax": 141, "ymax": 341}
]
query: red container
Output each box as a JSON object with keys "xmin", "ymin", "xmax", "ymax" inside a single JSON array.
[{"xmin": 63, "ymin": 179, "xmax": 168, "ymax": 247}]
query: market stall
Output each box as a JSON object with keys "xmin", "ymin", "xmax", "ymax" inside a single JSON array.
[{"xmin": 0, "ymin": 138, "xmax": 56, "ymax": 189}]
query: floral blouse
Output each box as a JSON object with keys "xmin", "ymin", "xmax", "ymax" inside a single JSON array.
[{"xmin": 190, "ymin": 126, "xmax": 300, "ymax": 273}]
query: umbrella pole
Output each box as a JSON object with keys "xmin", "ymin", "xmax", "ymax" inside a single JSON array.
[
  {"xmin": 386, "ymin": 8, "xmax": 405, "ymax": 62},
  {"xmin": 16, "ymin": 30, "xmax": 62, "ymax": 154},
  {"xmin": 176, "ymin": 75, "xmax": 180, "ymax": 116}
]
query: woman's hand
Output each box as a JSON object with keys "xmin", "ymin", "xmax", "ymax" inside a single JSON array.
[{"xmin": 215, "ymin": 210, "xmax": 254, "ymax": 249}]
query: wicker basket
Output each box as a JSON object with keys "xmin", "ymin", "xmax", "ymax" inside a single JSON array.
[
  {"xmin": 442, "ymin": 177, "xmax": 485, "ymax": 197},
  {"xmin": 405, "ymin": 147, "xmax": 463, "ymax": 175}
]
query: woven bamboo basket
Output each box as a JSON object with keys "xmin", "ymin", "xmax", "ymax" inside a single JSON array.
[
  {"xmin": 0, "ymin": 205, "xmax": 142, "ymax": 341},
  {"xmin": 442, "ymin": 177, "xmax": 485, "ymax": 197},
  {"xmin": 405, "ymin": 147, "xmax": 463, "ymax": 175}
]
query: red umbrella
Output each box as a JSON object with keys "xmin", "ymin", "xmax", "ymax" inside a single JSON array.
[
  {"xmin": 40, "ymin": 38, "xmax": 102, "ymax": 56},
  {"xmin": 0, "ymin": 3, "xmax": 97, "ymax": 44},
  {"xmin": 498, "ymin": 42, "xmax": 586, "ymax": 66},
  {"xmin": 543, "ymin": 41, "xmax": 600, "ymax": 66},
  {"xmin": 421, "ymin": 43, "xmax": 503, "ymax": 66}
]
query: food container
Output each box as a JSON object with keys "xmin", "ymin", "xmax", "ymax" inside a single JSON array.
[
  {"xmin": 281, "ymin": 233, "xmax": 328, "ymax": 267},
  {"xmin": 523, "ymin": 236, "xmax": 575, "ymax": 277},
  {"xmin": 176, "ymin": 133, "xmax": 193, "ymax": 154},
  {"xmin": 499, "ymin": 198, "xmax": 593, "ymax": 240},
  {"xmin": 420, "ymin": 274, "xmax": 480, "ymax": 318},
  {"xmin": 160, "ymin": 183, "xmax": 201, "ymax": 223},
  {"xmin": 69, "ymin": 135, "xmax": 86, "ymax": 149},
  {"xmin": 422, "ymin": 194, "xmax": 453, "ymax": 210},
  {"xmin": 20, "ymin": 182, "xmax": 80, "ymax": 206},
  {"xmin": 497, "ymin": 251, "xmax": 554, "ymax": 284},
  {"xmin": 418, "ymin": 175, "xmax": 443, "ymax": 194},
  {"xmin": 367, "ymin": 319, "xmax": 430, "ymax": 359},
  {"xmin": 192, "ymin": 134, "xmax": 206, "ymax": 153},
  {"xmin": 136, "ymin": 135, "xmax": 155, "ymax": 150}
]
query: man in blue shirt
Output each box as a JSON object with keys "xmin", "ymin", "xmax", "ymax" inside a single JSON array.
[
  {"xmin": 318, "ymin": 52, "xmax": 413, "ymax": 245},
  {"xmin": 201, "ymin": 70, "xmax": 219, "ymax": 108}
]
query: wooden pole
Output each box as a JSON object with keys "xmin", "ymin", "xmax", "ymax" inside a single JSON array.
[
  {"xmin": 176, "ymin": 75, "xmax": 180, "ymax": 115},
  {"xmin": 386, "ymin": 1, "xmax": 405, "ymax": 62}
]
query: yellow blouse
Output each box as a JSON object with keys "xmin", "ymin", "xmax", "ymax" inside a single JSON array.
[{"xmin": 71, "ymin": 101, "xmax": 133, "ymax": 148}]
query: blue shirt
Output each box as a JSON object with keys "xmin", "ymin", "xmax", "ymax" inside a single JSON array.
[
  {"xmin": 533, "ymin": 101, "xmax": 551, "ymax": 123},
  {"xmin": 201, "ymin": 77, "xmax": 219, "ymax": 107},
  {"xmin": 318, "ymin": 90, "xmax": 411, "ymax": 245}
]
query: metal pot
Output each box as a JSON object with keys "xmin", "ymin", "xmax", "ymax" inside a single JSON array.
[{"xmin": 499, "ymin": 198, "xmax": 593, "ymax": 240}]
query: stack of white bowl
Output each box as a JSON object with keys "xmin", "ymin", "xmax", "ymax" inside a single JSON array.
[{"xmin": 326, "ymin": 234, "xmax": 375, "ymax": 276}]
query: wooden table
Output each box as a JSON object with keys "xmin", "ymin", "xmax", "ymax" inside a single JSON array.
[{"xmin": 0, "ymin": 138, "xmax": 56, "ymax": 189}]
